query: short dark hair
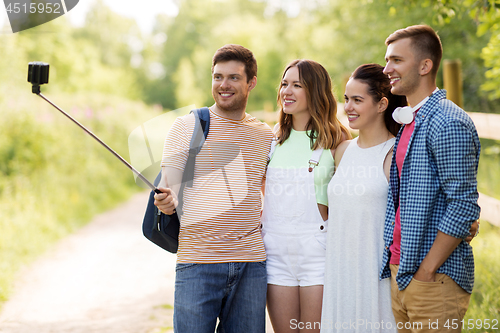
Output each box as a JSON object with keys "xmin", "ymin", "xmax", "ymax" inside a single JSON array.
[
  {"xmin": 212, "ymin": 44, "xmax": 257, "ymax": 82},
  {"xmin": 350, "ymin": 63, "xmax": 407, "ymax": 136},
  {"xmin": 385, "ymin": 25, "xmax": 443, "ymax": 78}
]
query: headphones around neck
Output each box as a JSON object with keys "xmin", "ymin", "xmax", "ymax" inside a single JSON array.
[
  {"xmin": 392, "ymin": 106, "xmax": 415, "ymax": 125},
  {"xmin": 392, "ymin": 89, "xmax": 439, "ymax": 125}
]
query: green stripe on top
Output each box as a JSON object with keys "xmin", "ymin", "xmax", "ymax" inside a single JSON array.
[{"xmin": 268, "ymin": 129, "xmax": 335, "ymax": 206}]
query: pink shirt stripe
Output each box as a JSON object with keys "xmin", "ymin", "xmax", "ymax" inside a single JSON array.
[{"xmin": 390, "ymin": 119, "xmax": 416, "ymax": 264}]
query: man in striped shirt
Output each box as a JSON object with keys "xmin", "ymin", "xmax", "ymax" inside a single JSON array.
[
  {"xmin": 380, "ymin": 25, "xmax": 480, "ymax": 332},
  {"xmin": 154, "ymin": 44, "xmax": 273, "ymax": 333}
]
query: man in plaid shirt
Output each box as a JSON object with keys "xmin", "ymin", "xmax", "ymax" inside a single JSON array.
[{"xmin": 380, "ymin": 25, "xmax": 481, "ymax": 332}]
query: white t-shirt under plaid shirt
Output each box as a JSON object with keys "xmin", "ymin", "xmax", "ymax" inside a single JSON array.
[{"xmin": 161, "ymin": 108, "xmax": 273, "ymax": 264}]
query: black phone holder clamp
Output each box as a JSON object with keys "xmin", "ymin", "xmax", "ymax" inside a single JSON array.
[{"xmin": 28, "ymin": 62, "xmax": 49, "ymax": 94}]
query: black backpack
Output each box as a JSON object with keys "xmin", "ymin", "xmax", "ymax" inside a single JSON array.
[{"xmin": 142, "ymin": 107, "xmax": 210, "ymax": 253}]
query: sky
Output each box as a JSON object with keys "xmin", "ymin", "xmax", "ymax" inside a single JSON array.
[{"xmin": 1, "ymin": 0, "xmax": 179, "ymax": 34}]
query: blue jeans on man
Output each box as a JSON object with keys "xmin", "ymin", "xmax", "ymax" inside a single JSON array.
[{"xmin": 173, "ymin": 261, "xmax": 267, "ymax": 333}]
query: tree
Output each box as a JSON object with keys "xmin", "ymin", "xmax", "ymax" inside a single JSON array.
[
  {"xmin": 173, "ymin": 57, "xmax": 205, "ymax": 108},
  {"xmin": 138, "ymin": 0, "xmax": 499, "ymax": 113},
  {"xmin": 72, "ymin": 0, "xmax": 144, "ymax": 98}
]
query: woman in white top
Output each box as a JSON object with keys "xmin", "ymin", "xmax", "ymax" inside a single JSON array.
[
  {"xmin": 262, "ymin": 59, "xmax": 350, "ymax": 333},
  {"xmin": 321, "ymin": 64, "xmax": 407, "ymax": 333}
]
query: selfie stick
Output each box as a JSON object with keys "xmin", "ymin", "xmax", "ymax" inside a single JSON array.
[{"xmin": 27, "ymin": 62, "xmax": 161, "ymax": 194}]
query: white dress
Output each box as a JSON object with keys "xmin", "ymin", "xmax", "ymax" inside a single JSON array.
[{"xmin": 321, "ymin": 138, "xmax": 397, "ymax": 333}]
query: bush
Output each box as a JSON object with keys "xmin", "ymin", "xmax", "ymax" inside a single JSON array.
[{"xmin": 0, "ymin": 90, "xmax": 163, "ymax": 304}]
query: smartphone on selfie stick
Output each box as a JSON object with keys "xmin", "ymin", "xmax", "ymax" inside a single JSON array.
[{"xmin": 27, "ymin": 62, "xmax": 161, "ymax": 194}]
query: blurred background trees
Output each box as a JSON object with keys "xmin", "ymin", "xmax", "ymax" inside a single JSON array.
[
  {"xmin": 2, "ymin": 0, "xmax": 499, "ymax": 113},
  {"xmin": 1, "ymin": 0, "xmax": 499, "ymax": 323},
  {"xmin": 141, "ymin": 0, "xmax": 500, "ymax": 113}
]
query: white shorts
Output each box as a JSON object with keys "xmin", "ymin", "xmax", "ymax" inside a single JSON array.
[{"xmin": 262, "ymin": 228, "xmax": 327, "ymax": 287}]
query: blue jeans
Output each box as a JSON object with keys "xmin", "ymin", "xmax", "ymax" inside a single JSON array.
[{"xmin": 173, "ymin": 261, "xmax": 267, "ymax": 333}]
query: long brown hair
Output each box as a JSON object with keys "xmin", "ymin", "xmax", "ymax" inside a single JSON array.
[{"xmin": 276, "ymin": 59, "xmax": 351, "ymax": 150}]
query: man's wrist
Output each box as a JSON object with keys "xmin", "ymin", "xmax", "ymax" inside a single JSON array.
[
  {"xmin": 414, "ymin": 262, "xmax": 437, "ymax": 282},
  {"xmin": 418, "ymin": 259, "xmax": 438, "ymax": 276}
]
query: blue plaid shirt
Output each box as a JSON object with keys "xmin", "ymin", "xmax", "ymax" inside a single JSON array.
[{"xmin": 380, "ymin": 89, "xmax": 481, "ymax": 293}]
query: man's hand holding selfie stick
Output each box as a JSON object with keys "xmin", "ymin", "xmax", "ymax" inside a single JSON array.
[{"xmin": 154, "ymin": 187, "xmax": 178, "ymax": 215}]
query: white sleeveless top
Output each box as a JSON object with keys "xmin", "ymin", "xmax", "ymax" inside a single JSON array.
[{"xmin": 321, "ymin": 137, "xmax": 397, "ymax": 332}]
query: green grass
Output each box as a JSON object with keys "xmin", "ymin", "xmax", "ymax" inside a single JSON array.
[
  {"xmin": 467, "ymin": 139, "xmax": 500, "ymax": 332},
  {"xmin": 464, "ymin": 221, "xmax": 500, "ymax": 332},
  {"xmin": 149, "ymin": 303, "xmax": 174, "ymax": 333},
  {"xmin": 0, "ymin": 90, "xmax": 163, "ymax": 305},
  {"xmin": 474, "ymin": 139, "xmax": 500, "ymax": 332}
]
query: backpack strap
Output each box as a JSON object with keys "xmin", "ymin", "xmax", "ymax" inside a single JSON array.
[
  {"xmin": 183, "ymin": 107, "xmax": 210, "ymax": 187},
  {"xmin": 308, "ymin": 148, "xmax": 324, "ymax": 172},
  {"xmin": 191, "ymin": 107, "xmax": 210, "ymax": 154},
  {"xmin": 177, "ymin": 107, "xmax": 210, "ymax": 215}
]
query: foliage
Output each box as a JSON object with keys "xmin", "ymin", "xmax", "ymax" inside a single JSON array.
[
  {"xmin": 0, "ymin": 90, "xmax": 162, "ymax": 305},
  {"xmin": 477, "ymin": 138, "xmax": 500, "ymax": 200},
  {"xmin": 482, "ymin": 30, "xmax": 500, "ymax": 99},
  {"xmin": 0, "ymin": 0, "xmax": 161, "ymax": 306},
  {"xmin": 1, "ymin": 0, "xmax": 499, "ymax": 319},
  {"xmin": 464, "ymin": 221, "xmax": 500, "ymax": 332},
  {"xmin": 143, "ymin": 0, "xmax": 281, "ymax": 111},
  {"xmin": 136, "ymin": 0, "xmax": 500, "ymax": 113},
  {"xmin": 3, "ymin": 0, "xmax": 497, "ymax": 112},
  {"xmin": 0, "ymin": 0, "xmax": 144, "ymax": 100},
  {"xmin": 467, "ymin": 0, "xmax": 500, "ymax": 100}
]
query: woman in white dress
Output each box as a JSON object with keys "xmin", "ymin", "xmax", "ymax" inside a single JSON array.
[
  {"xmin": 262, "ymin": 59, "xmax": 351, "ymax": 333},
  {"xmin": 321, "ymin": 64, "xmax": 407, "ymax": 332}
]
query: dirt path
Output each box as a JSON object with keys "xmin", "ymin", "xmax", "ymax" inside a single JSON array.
[
  {"xmin": 0, "ymin": 191, "xmax": 274, "ymax": 333},
  {"xmin": 0, "ymin": 191, "xmax": 176, "ymax": 333}
]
